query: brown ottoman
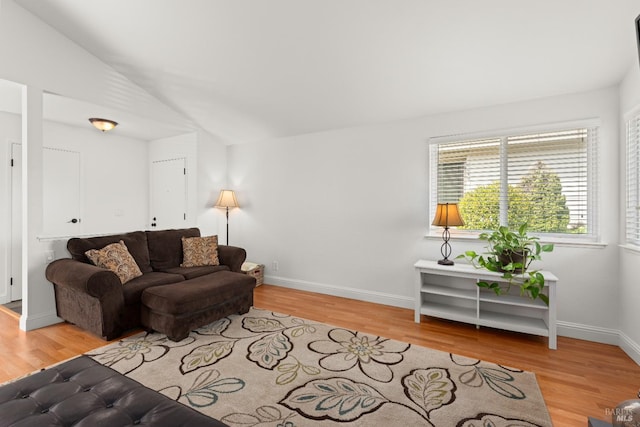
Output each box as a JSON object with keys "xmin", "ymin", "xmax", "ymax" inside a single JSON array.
[{"xmin": 141, "ymin": 271, "xmax": 256, "ymax": 341}]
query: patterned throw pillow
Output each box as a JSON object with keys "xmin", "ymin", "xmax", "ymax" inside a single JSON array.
[
  {"xmin": 181, "ymin": 235, "xmax": 220, "ymax": 267},
  {"xmin": 85, "ymin": 240, "xmax": 143, "ymax": 284}
]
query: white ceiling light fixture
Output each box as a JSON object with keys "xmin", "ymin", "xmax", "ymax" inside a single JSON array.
[{"xmin": 89, "ymin": 117, "xmax": 118, "ymax": 132}]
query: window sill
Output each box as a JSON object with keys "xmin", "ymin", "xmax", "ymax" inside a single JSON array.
[
  {"xmin": 424, "ymin": 232, "xmax": 608, "ymax": 249},
  {"xmin": 620, "ymin": 244, "xmax": 640, "ymax": 255}
]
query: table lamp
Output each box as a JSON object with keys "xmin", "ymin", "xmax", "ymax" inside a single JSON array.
[{"xmin": 432, "ymin": 203, "xmax": 464, "ymax": 265}]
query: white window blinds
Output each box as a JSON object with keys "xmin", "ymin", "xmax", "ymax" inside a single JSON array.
[
  {"xmin": 430, "ymin": 127, "xmax": 598, "ymax": 236},
  {"xmin": 626, "ymin": 115, "xmax": 640, "ymax": 246}
]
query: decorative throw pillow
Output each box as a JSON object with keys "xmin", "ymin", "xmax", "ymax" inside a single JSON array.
[
  {"xmin": 85, "ymin": 240, "xmax": 143, "ymax": 284},
  {"xmin": 181, "ymin": 235, "xmax": 220, "ymax": 267}
]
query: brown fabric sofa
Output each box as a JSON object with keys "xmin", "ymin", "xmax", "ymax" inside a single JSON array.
[{"xmin": 45, "ymin": 227, "xmax": 255, "ymax": 341}]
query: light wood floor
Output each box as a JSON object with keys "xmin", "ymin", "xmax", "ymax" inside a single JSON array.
[{"xmin": 1, "ymin": 284, "xmax": 638, "ymax": 426}]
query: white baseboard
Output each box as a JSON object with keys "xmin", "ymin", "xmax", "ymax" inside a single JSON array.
[
  {"xmin": 619, "ymin": 332, "xmax": 640, "ymax": 366},
  {"xmin": 265, "ymin": 275, "xmax": 640, "ymax": 365},
  {"xmin": 264, "ymin": 275, "xmax": 415, "ymax": 309},
  {"xmin": 556, "ymin": 320, "xmax": 620, "ymax": 345},
  {"xmin": 19, "ymin": 310, "xmax": 62, "ymax": 331}
]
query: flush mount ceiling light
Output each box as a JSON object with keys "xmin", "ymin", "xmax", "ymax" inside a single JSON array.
[{"xmin": 88, "ymin": 118, "xmax": 118, "ymax": 132}]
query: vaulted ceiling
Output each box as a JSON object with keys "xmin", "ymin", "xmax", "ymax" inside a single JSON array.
[{"xmin": 15, "ymin": 0, "xmax": 640, "ymax": 144}]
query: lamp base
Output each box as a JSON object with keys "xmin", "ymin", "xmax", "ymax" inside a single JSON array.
[{"xmin": 437, "ymin": 258, "xmax": 455, "ymax": 266}]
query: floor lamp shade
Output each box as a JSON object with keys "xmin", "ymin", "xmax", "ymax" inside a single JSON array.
[
  {"xmin": 432, "ymin": 203, "xmax": 464, "ymax": 265},
  {"xmin": 215, "ymin": 190, "xmax": 239, "ymax": 209},
  {"xmin": 215, "ymin": 190, "xmax": 239, "ymax": 245}
]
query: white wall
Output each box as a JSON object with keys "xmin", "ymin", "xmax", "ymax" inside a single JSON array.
[
  {"xmin": 229, "ymin": 86, "xmax": 622, "ymax": 345},
  {"xmin": 0, "ymin": 0, "xmax": 194, "ymax": 329},
  {"xmin": 43, "ymin": 121, "xmax": 149, "ymax": 235},
  {"xmin": 619, "ymin": 62, "xmax": 640, "ymax": 364},
  {"xmin": 0, "ymin": 0, "xmax": 191, "ymax": 130},
  {"xmin": 0, "ymin": 0, "xmax": 633, "ymax": 358},
  {"xmin": 195, "ymin": 130, "xmax": 229, "ymax": 238},
  {"xmin": 0, "ymin": 111, "xmax": 151, "ymax": 305}
]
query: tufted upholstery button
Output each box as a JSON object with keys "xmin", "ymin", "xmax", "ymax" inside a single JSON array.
[{"xmin": 0, "ymin": 356, "xmax": 227, "ymax": 427}]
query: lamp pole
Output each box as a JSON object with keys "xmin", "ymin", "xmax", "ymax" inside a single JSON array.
[
  {"xmin": 215, "ymin": 189, "xmax": 239, "ymax": 246},
  {"xmin": 225, "ymin": 206, "xmax": 230, "ymax": 245}
]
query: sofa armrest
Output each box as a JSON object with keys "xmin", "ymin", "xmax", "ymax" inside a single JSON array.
[
  {"xmin": 45, "ymin": 258, "xmax": 122, "ymax": 299},
  {"xmin": 45, "ymin": 258, "xmax": 126, "ymax": 340},
  {"xmin": 217, "ymin": 245, "xmax": 247, "ymax": 273}
]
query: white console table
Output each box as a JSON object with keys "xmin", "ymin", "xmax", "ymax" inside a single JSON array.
[{"xmin": 414, "ymin": 259, "xmax": 557, "ymax": 349}]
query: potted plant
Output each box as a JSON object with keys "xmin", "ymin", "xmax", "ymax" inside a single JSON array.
[{"xmin": 456, "ymin": 223, "xmax": 554, "ymax": 305}]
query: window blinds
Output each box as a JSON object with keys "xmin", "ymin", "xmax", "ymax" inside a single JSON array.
[
  {"xmin": 431, "ymin": 127, "xmax": 596, "ymax": 235},
  {"xmin": 626, "ymin": 115, "xmax": 640, "ymax": 246}
]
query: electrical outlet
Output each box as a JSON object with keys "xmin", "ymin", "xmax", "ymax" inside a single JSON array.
[{"xmin": 272, "ymin": 261, "xmax": 279, "ymax": 271}]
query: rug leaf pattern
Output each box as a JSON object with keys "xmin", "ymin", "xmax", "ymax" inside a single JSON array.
[
  {"xmin": 182, "ymin": 369, "xmax": 245, "ymax": 407},
  {"xmin": 248, "ymin": 331, "xmax": 293, "ymax": 369},
  {"xmin": 280, "ymin": 377, "xmax": 388, "ymax": 421},
  {"xmin": 87, "ymin": 308, "xmax": 552, "ymax": 426},
  {"xmin": 181, "ymin": 340, "xmax": 236, "ymax": 374},
  {"xmin": 402, "ymin": 368, "xmax": 456, "ymax": 416}
]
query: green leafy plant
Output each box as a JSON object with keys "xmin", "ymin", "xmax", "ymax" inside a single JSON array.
[{"xmin": 456, "ymin": 224, "xmax": 554, "ymax": 305}]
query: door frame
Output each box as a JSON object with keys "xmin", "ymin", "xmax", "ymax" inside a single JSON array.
[{"xmin": 3, "ymin": 140, "xmax": 18, "ymax": 304}]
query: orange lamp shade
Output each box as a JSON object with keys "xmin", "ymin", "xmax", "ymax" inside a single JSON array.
[{"xmin": 432, "ymin": 203, "xmax": 464, "ymax": 227}]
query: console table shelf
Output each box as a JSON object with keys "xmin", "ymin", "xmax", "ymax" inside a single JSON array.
[{"xmin": 414, "ymin": 259, "xmax": 557, "ymax": 349}]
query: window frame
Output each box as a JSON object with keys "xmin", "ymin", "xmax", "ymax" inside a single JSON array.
[
  {"xmin": 427, "ymin": 120, "xmax": 600, "ymax": 243},
  {"xmin": 625, "ymin": 108, "xmax": 640, "ymax": 248}
]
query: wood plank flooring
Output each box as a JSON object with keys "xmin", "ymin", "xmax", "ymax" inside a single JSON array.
[{"xmin": 2, "ymin": 284, "xmax": 639, "ymax": 426}]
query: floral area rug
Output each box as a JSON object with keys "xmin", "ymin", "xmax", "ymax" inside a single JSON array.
[{"xmin": 87, "ymin": 307, "xmax": 552, "ymax": 426}]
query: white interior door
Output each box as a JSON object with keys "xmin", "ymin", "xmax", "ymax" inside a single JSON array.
[
  {"xmin": 150, "ymin": 158, "xmax": 187, "ymax": 230},
  {"xmin": 42, "ymin": 148, "xmax": 82, "ymax": 235},
  {"xmin": 10, "ymin": 144, "xmax": 81, "ymax": 302},
  {"xmin": 10, "ymin": 144, "xmax": 22, "ymax": 302}
]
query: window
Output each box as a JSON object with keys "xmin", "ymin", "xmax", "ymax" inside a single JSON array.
[
  {"xmin": 626, "ymin": 113, "xmax": 640, "ymax": 246},
  {"xmin": 430, "ymin": 126, "xmax": 598, "ymax": 237}
]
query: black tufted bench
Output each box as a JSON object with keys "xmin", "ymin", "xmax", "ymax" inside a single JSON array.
[{"xmin": 0, "ymin": 356, "xmax": 228, "ymax": 427}]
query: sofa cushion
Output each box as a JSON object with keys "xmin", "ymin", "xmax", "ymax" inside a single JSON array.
[
  {"xmin": 141, "ymin": 271, "xmax": 256, "ymax": 315},
  {"xmin": 85, "ymin": 241, "xmax": 143, "ymax": 284},
  {"xmin": 181, "ymin": 235, "xmax": 220, "ymax": 267},
  {"xmin": 161, "ymin": 265, "xmax": 230, "ymax": 280},
  {"xmin": 68, "ymin": 231, "xmax": 152, "ymax": 273},
  {"xmin": 146, "ymin": 228, "xmax": 200, "ymax": 271},
  {"xmin": 122, "ymin": 272, "xmax": 185, "ymax": 306}
]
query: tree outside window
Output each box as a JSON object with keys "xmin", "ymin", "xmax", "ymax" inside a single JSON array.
[{"xmin": 430, "ymin": 127, "xmax": 596, "ymax": 236}]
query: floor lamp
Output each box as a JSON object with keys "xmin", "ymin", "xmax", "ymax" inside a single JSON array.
[
  {"xmin": 215, "ymin": 190, "xmax": 239, "ymax": 245},
  {"xmin": 432, "ymin": 203, "xmax": 464, "ymax": 265}
]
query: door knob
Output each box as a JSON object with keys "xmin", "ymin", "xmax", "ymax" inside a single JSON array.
[{"xmin": 68, "ymin": 218, "xmax": 79, "ymax": 224}]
